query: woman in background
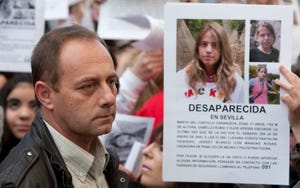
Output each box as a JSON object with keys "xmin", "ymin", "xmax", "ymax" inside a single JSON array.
[
  {"xmin": 0, "ymin": 74, "xmax": 37, "ymax": 163},
  {"xmin": 137, "ymin": 124, "xmax": 234, "ymax": 188}
]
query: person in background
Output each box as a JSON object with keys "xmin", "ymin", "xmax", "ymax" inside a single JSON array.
[
  {"xmin": 46, "ymin": 0, "xmax": 94, "ymax": 32},
  {"xmin": 249, "ymin": 64, "xmax": 278, "ymax": 104},
  {"xmin": 91, "ymin": 0, "xmax": 107, "ymax": 30},
  {"xmin": 117, "ymin": 49, "xmax": 163, "ymax": 114},
  {"xmin": 0, "ymin": 25, "xmax": 128, "ymax": 187},
  {"xmin": 249, "ymin": 21, "xmax": 279, "ymax": 62},
  {"xmin": 135, "ymin": 90, "xmax": 163, "ymax": 135},
  {"xmin": 129, "ymin": 124, "xmax": 235, "ymax": 188},
  {"xmin": 176, "ymin": 21, "xmax": 244, "ymax": 103},
  {"xmin": 0, "ymin": 74, "xmax": 36, "ymax": 163}
]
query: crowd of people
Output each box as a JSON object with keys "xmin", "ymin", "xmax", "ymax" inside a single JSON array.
[{"xmin": 0, "ymin": 0, "xmax": 299, "ymax": 187}]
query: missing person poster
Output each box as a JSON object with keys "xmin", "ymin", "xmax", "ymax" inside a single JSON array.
[
  {"xmin": 163, "ymin": 3, "xmax": 293, "ymax": 185},
  {"xmin": 0, "ymin": 0, "xmax": 45, "ymax": 72}
]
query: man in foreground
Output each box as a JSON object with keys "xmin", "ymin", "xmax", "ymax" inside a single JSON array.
[{"xmin": 0, "ymin": 25, "xmax": 128, "ymax": 188}]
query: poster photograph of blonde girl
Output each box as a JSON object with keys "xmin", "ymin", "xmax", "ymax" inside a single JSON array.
[{"xmin": 176, "ymin": 19, "xmax": 245, "ymax": 103}]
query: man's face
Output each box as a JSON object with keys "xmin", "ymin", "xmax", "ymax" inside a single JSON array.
[{"xmin": 51, "ymin": 39, "xmax": 118, "ymax": 141}]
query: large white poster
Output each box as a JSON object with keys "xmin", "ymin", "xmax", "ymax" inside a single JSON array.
[
  {"xmin": 0, "ymin": 0, "xmax": 45, "ymax": 72},
  {"xmin": 163, "ymin": 3, "xmax": 293, "ymax": 185}
]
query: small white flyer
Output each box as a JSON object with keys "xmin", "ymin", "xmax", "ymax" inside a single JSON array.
[
  {"xmin": 45, "ymin": 0, "xmax": 68, "ymax": 20},
  {"xmin": 97, "ymin": 0, "xmax": 179, "ymax": 50},
  {"xmin": 0, "ymin": 0, "xmax": 45, "ymax": 72},
  {"xmin": 163, "ymin": 3, "xmax": 293, "ymax": 185}
]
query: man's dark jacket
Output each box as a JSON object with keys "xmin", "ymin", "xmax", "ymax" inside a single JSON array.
[{"xmin": 0, "ymin": 112, "xmax": 128, "ymax": 188}]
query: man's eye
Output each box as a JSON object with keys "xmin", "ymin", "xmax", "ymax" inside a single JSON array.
[
  {"xmin": 78, "ymin": 82, "xmax": 98, "ymax": 95},
  {"xmin": 81, "ymin": 82, "xmax": 96, "ymax": 89},
  {"xmin": 108, "ymin": 78, "xmax": 118, "ymax": 88},
  {"xmin": 82, "ymin": 84, "xmax": 93, "ymax": 89}
]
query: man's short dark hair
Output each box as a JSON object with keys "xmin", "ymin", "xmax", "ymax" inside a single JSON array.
[{"xmin": 31, "ymin": 24, "xmax": 109, "ymax": 92}]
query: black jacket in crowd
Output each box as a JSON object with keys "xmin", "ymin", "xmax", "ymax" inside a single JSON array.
[{"xmin": 0, "ymin": 112, "xmax": 128, "ymax": 188}]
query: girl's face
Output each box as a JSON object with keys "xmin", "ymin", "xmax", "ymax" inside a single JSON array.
[
  {"xmin": 5, "ymin": 82, "xmax": 37, "ymax": 139},
  {"xmin": 256, "ymin": 26, "xmax": 274, "ymax": 52},
  {"xmin": 198, "ymin": 30, "xmax": 221, "ymax": 73},
  {"xmin": 140, "ymin": 142, "xmax": 174, "ymax": 188},
  {"xmin": 257, "ymin": 67, "xmax": 267, "ymax": 80}
]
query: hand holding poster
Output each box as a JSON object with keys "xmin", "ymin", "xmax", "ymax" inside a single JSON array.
[{"xmin": 163, "ymin": 3, "xmax": 293, "ymax": 185}]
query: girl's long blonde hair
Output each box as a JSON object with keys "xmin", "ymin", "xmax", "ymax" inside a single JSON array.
[{"xmin": 187, "ymin": 21, "xmax": 240, "ymax": 102}]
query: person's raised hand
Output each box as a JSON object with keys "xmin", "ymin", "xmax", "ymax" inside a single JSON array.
[
  {"xmin": 131, "ymin": 50, "xmax": 163, "ymax": 81},
  {"xmin": 275, "ymin": 65, "xmax": 300, "ymax": 142}
]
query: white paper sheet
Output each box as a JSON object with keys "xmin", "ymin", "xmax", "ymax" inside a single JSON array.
[
  {"xmin": 124, "ymin": 141, "xmax": 145, "ymax": 177},
  {"xmin": 0, "ymin": 0, "xmax": 45, "ymax": 72},
  {"xmin": 97, "ymin": 0, "xmax": 178, "ymax": 50},
  {"xmin": 45, "ymin": 0, "xmax": 68, "ymax": 20},
  {"xmin": 163, "ymin": 3, "xmax": 293, "ymax": 185}
]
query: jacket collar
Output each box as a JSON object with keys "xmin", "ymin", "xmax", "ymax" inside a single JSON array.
[{"xmin": 31, "ymin": 111, "xmax": 74, "ymax": 187}]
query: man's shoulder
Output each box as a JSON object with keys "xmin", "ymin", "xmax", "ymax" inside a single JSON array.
[
  {"xmin": 0, "ymin": 133, "xmax": 51, "ymax": 187},
  {"xmin": 0, "ymin": 145, "xmax": 40, "ymax": 187}
]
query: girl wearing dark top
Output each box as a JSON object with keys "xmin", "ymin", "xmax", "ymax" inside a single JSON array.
[
  {"xmin": 0, "ymin": 74, "xmax": 37, "ymax": 163},
  {"xmin": 250, "ymin": 21, "xmax": 279, "ymax": 62}
]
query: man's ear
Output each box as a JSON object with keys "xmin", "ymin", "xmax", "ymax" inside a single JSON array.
[{"xmin": 35, "ymin": 81, "xmax": 54, "ymax": 110}]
